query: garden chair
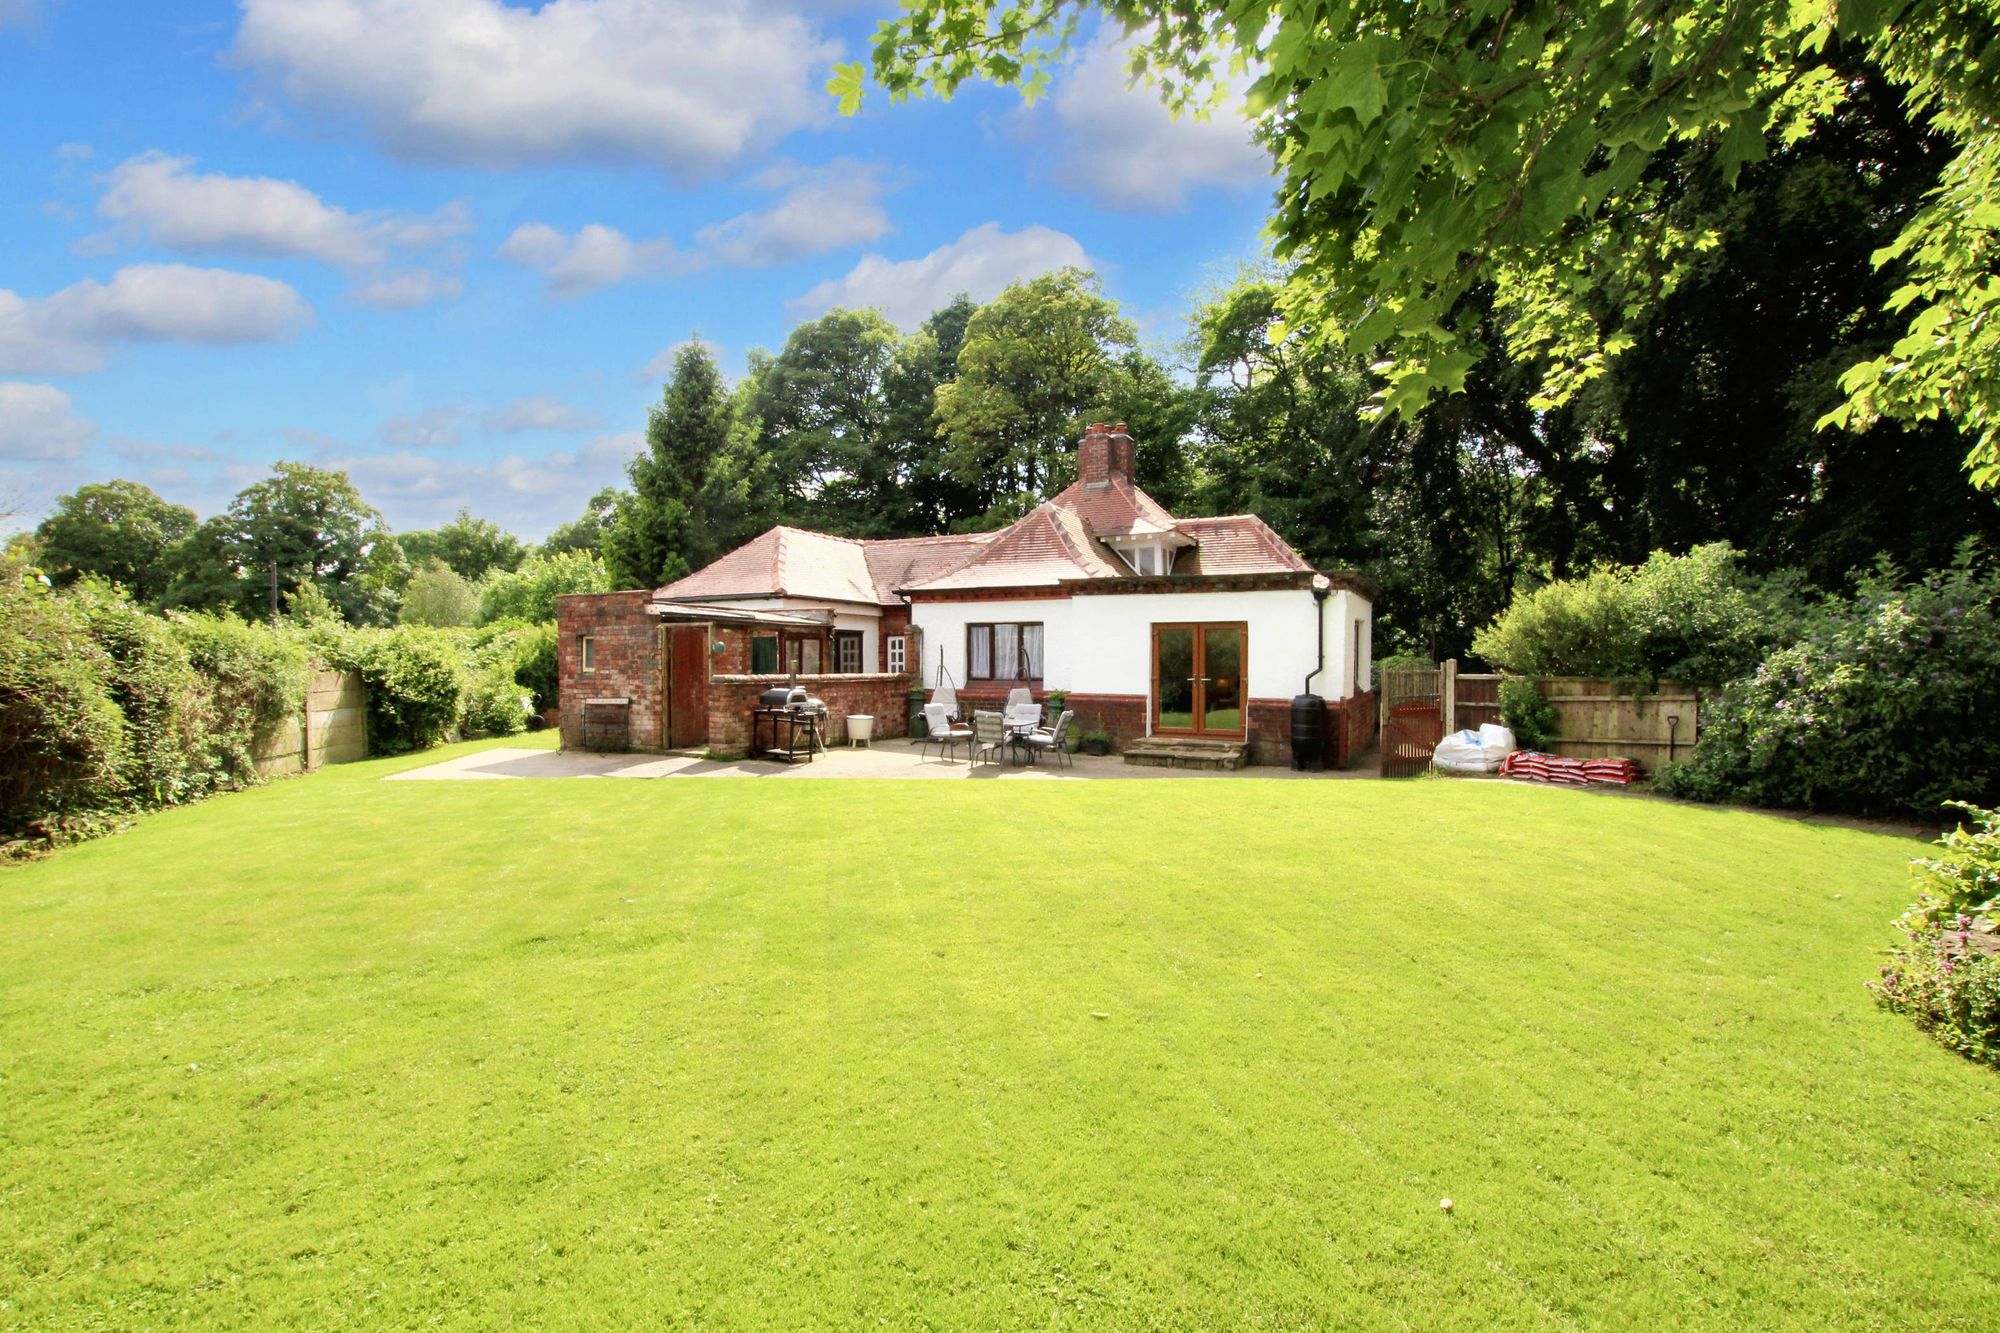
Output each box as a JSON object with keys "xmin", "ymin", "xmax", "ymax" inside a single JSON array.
[
  {"xmin": 1005, "ymin": 686, "xmax": 1034, "ymax": 711},
  {"xmin": 922, "ymin": 703, "xmax": 973, "ymax": 762},
  {"xmin": 970, "ymin": 711, "xmax": 1008, "ymax": 769},
  {"xmin": 1023, "ymin": 709, "xmax": 1074, "ymax": 768},
  {"xmin": 930, "ymin": 682, "xmax": 959, "ymax": 722}
]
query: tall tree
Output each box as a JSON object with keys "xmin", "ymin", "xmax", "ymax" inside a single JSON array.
[
  {"xmin": 541, "ymin": 486, "xmax": 624, "ymax": 556},
  {"xmin": 935, "ymin": 268, "xmax": 1139, "ymax": 522},
  {"xmin": 746, "ymin": 308, "xmax": 903, "ymax": 536},
  {"xmin": 605, "ymin": 340, "xmax": 757, "ymax": 588},
  {"xmin": 883, "ymin": 294, "xmax": 984, "ymax": 534},
  {"xmin": 165, "ymin": 462, "xmax": 395, "ymax": 625},
  {"xmin": 34, "ymin": 480, "xmax": 196, "ymax": 604},
  {"xmin": 398, "ymin": 508, "xmax": 526, "ymax": 581},
  {"xmin": 849, "ymin": 1, "xmax": 2000, "ymax": 488}
]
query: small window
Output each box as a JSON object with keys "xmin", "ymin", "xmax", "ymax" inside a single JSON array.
[
  {"xmin": 786, "ymin": 637, "xmax": 823, "ymax": 675},
  {"xmin": 750, "ymin": 634, "xmax": 779, "ymax": 674},
  {"xmin": 968, "ymin": 622, "xmax": 1043, "ymax": 682},
  {"xmin": 886, "ymin": 635, "xmax": 906, "ymax": 674},
  {"xmin": 834, "ymin": 631, "xmax": 863, "ymax": 673},
  {"xmin": 579, "ymin": 635, "xmax": 596, "ymax": 673}
]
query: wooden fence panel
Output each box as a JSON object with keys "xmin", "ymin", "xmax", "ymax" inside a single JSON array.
[
  {"xmin": 256, "ymin": 669, "xmax": 367, "ymax": 776},
  {"xmin": 1533, "ymin": 676, "xmax": 1698, "ymax": 769},
  {"xmin": 1455, "ymin": 673, "xmax": 1502, "ymax": 733}
]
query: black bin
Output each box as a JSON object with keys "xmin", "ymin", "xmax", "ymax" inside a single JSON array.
[{"xmin": 1290, "ymin": 693, "xmax": 1327, "ymax": 771}]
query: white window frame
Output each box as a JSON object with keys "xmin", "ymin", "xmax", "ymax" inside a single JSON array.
[
  {"xmin": 579, "ymin": 635, "xmax": 596, "ymax": 673},
  {"xmin": 887, "ymin": 634, "xmax": 906, "ymax": 674}
]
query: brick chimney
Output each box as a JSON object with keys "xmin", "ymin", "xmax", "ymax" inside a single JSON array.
[{"xmin": 1079, "ymin": 422, "xmax": 1135, "ymax": 488}]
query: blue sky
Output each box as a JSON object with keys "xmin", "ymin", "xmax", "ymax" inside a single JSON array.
[{"xmin": 0, "ymin": 0, "xmax": 1274, "ymax": 539}]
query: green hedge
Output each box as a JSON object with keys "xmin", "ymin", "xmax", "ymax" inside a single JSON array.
[
  {"xmin": 1, "ymin": 574, "xmax": 308, "ymax": 838},
  {"xmin": 307, "ymin": 624, "xmax": 467, "ymax": 755},
  {"xmin": 1473, "ymin": 543, "xmax": 1794, "ymax": 686}
]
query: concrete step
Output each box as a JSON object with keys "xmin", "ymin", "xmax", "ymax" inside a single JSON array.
[{"xmin": 1122, "ymin": 737, "xmax": 1247, "ymax": 771}]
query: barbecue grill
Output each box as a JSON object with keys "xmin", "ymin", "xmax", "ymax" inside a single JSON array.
[{"xmin": 751, "ymin": 684, "xmax": 829, "ymax": 761}]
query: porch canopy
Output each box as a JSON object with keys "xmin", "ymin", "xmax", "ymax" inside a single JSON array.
[{"xmin": 644, "ymin": 600, "xmax": 831, "ymax": 629}]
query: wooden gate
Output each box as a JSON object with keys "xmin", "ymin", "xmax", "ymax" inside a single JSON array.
[{"xmin": 1379, "ymin": 665, "xmax": 1444, "ymax": 777}]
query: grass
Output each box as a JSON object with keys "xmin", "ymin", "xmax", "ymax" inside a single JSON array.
[{"xmin": 3, "ymin": 736, "xmax": 1997, "ymax": 1329}]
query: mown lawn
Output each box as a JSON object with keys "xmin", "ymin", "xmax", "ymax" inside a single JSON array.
[{"xmin": 3, "ymin": 737, "xmax": 1996, "ymax": 1329}]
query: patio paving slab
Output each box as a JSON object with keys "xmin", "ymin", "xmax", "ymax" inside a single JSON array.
[{"xmin": 388, "ymin": 743, "xmax": 1378, "ymax": 782}]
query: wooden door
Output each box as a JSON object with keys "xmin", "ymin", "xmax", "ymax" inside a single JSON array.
[{"xmin": 664, "ymin": 625, "xmax": 709, "ymax": 749}]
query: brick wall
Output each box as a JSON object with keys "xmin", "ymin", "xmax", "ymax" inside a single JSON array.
[
  {"xmin": 1059, "ymin": 692, "xmax": 1148, "ymax": 751},
  {"xmin": 708, "ymin": 673, "xmax": 915, "ymax": 758},
  {"xmin": 1331, "ymin": 689, "xmax": 1379, "ymax": 768},
  {"xmin": 556, "ymin": 590, "xmax": 662, "ymax": 751}
]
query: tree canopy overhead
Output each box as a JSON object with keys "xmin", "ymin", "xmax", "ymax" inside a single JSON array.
[{"xmin": 837, "ymin": 0, "xmax": 2000, "ymax": 488}]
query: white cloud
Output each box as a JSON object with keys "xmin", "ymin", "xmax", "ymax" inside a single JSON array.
[
  {"xmin": 505, "ymin": 160, "xmax": 897, "ymax": 298},
  {"xmin": 0, "ymin": 382, "xmax": 95, "ymax": 461},
  {"xmin": 481, "ymin": 394, "xmax": 604, "ymax": 433},
  {"xmin": 96, "ymin": 151, "xmax": 468, "ymax": 266},
  {"xmin": 329, "ymin": 430, "xmax": 645, "ymax": 537},
  {"xmin": 379, "ymin": 406, "xmax": 464, "ymax": 448},
  {"xmin": 349, "ymin": 269, "xmax": 464, "ymax": 310},
  {"xmin": 499, "ymin": 222, "xmax": 681, "ymax": 298},
  {"xmin": 695, "ymin": 160, "xmax": 894, "ymax": 268},
  {"xmin": 55, "ymin": 142, "xmax": 92, "ymax": 161},
  {"xmin": 232, "ymin": 0, "xmax": 836, "ymax": 179},
  {"xmin": 789, "ymin": 222, "xmax": 1093, "ymax": 328},
  {"xmin": 0, "ymin": 264, "xmax": 313, "ymax": 374},
  {"xmin": 1040, "ymin": 30, "xmax": 1269, "ymax": 211},
  {"xmin": 0, "ymin": 0, "xmax": 37, "ymax": 30}
]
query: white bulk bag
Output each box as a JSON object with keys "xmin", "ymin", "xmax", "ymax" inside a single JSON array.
[
  {"xmin": 1433, "ymin": 729, "xmax": 1505, "ymax": 773},
  {"xmin": 1477, "ymin": 723, "xmax": 1517, "ymax": 754}
]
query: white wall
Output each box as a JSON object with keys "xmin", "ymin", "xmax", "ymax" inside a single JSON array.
[{"xmin": 911, "ymin": 586, "xmax": 1374, "ymax": 722}]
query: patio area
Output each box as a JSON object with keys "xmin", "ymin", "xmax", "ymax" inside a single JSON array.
[{"xmin": 389, "ymin": 740, "xmax": 1379, "ymax": 782}]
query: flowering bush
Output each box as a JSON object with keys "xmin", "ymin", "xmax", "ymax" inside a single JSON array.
[
  {"xmin": 1871, "ymin": 804, "xmax": 2000, "ymax": 1069},
  {"xmin": 1657, "ymin": 550, "xmax": 2000, "ymax": 815}
]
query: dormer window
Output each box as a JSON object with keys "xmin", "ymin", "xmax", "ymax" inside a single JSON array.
[{"xmin": 1121, "ymin": 541, "xmax": 1175, "ymax": 576}]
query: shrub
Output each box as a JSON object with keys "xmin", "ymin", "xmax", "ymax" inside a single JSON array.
[
  {"xmin": 171, "ymin": 611, "xmax": 311, "ymax": 782},
  {"xmin": 69, "ymin": 580, "xmax": 209, "ymax": 806},
  {"xmin": 1870, "ymin": 804, "xmax": 2000, "ymax": 1069},
  {"xmin": 310, "ymin": 624, "xmax": 466, "ymax": 754},
  {"xmin": 401, "ymin": 559, "xmax": 479, "ymax": 627},
  {"xmin": 1473, "ymin": 543, "xmax": 1793, "ymax": 686},
  {"xmin": 460, "ymin": 663, "xmax": 532, "ymax": 736},
  {"xmin": 508, "ymin": 622, "xmax": 559, "ymax": 712},
  {"xmin": 1657, "ymin": 550, "xmax": 2000, "ymax": 816},
  {"xmin": 0, "ymin": 574, "xmax": 125, "ymax": 832},
  {"xmin": 476, "ymin": 550, "xmax": 610, "ymax": 626},
  {"xmin": 1498, "ymin": 676, "xmax": 1559, "ymax": 750}
]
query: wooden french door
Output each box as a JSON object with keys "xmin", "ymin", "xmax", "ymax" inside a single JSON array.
[
  {"xmin": 662, "ymin": 624, "xmax": 709, "ymax": 749},
  {"xmin": 1152, "ymin": 623, "xmax": 1247, "ymax": 737}
]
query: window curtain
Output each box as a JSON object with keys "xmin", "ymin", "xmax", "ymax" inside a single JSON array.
[
  {"xmin": 969, "ymin": 625, "xmax": 993, "ymax": 679},
  {"xmin": 993, "ymin": 625, "xmax": 1019, "ymax": 681},
  {"xmin": 1022, "ymin": 624, "xmax": 1044, "ymax": 678}
]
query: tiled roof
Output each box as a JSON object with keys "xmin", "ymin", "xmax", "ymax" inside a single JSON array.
[
  {"xmin": 860, "ymin": 532, "xmax": 992, "ymax": 602},
  {"xmin": 903, "ymin": 486, "xmax": 1318, "ymax": 592},
  {"xmin": 656, "ymin": 526, "xmax": 877, "ymax": 605},
  {"xmin": 658, "ymin": 526, "xmax": 990, "ymax": 607},
  {"xmin": 1172, "ymin": 515, "xmax": 1317, "ymax": 576},
  {"xmin": 659, "ymin": 440, "xmax": 1325, "ymax": 603}
]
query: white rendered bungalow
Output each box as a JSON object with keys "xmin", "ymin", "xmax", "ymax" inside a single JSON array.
[{"xmin": 556, "ymin": 423, "xmax": 1375, "ymax": 765}]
